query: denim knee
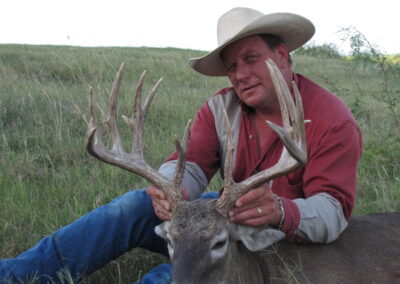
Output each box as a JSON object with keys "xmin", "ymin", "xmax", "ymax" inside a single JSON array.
[{"xmin": 0, "ymin": 188, "xmax": 167, "ymax": 283}]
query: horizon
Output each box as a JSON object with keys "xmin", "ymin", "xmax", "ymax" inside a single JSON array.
[{"xmin": 2, "ymin": 0, "xmax": 399, "ymax": 55}]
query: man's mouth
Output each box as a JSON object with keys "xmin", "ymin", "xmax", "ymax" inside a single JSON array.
[{"xmin": 242, "ymin": 84, "xmax": 258, "ymax": 93}]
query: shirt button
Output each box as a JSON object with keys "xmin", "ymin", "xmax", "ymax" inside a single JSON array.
[{"xmin": 249, "ymin": 134, "xmax": 254, "ymax": 139}]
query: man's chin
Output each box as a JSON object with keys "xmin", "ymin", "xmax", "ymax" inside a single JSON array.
[{"xmin": 242, "ymin": 97, "xmax": 262, "ymax": 108}]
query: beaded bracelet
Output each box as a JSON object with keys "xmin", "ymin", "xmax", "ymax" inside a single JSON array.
[{"xmin": 273, "ymin": 194, "xmax": 285, "ymax": 231}]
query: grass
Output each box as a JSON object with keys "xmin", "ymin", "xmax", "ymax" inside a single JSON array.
[{"xmin": 0, "ymin": 44, "xmax": 399, "ymax": 283}]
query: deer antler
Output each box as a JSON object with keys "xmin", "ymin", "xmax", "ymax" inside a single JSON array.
[
  {"xmin": 85, "ymin": 63, "xmax": 187, "ymax": 211},
  {"xmin": 216, "ymin": 59, "xmax": 308, "ymax": 216}
]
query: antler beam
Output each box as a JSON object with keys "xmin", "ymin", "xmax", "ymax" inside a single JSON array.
[
  {"xmin": 216, "ymin": 59, "xmax": 308, "ymax": 216},
  {"xmin": 85, "ymin": 63, "xmax": 187, "ymax": 211}
]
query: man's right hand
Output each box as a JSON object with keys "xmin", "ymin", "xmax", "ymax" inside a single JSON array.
[
  {"xmin": 147, "ymin": 186, "xmax": 171, "ymax": 221},
  {"xmin": 147, "ymin": 185, "xmax": 190, "ymax": 221}
]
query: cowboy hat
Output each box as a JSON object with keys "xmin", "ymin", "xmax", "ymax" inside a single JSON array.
[{"xmin": 188, "ymin": 7, "xmax": 315, "ymax": 76}]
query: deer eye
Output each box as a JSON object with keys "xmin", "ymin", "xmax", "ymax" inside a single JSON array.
[
  {"xmin": 210, "ymin": 234, "xmax": 228, "ymax": 263},
  {"xmin": 212, "ymin": 239, "xmax": 227, "ymax": 250}
]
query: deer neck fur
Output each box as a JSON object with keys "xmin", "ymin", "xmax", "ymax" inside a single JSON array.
[{"xmin": 155, "ymin": 198, "xmax": 284, "ymax": 284}]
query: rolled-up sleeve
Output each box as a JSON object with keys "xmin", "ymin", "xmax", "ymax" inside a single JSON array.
[{"xmin": 281, "ymin": 120, "xmax": 362, "ymax": 243}]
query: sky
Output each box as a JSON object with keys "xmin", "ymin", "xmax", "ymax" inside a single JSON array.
[{"xmin": 1, "ymin": 0, "xmax": 399, "ymax": 55}]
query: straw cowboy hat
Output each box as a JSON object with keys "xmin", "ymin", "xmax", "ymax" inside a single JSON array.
[{"xmin": 188, "ymin": 7, "xmax": 315, "ymax": 76}]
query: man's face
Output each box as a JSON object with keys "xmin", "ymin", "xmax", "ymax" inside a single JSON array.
[{"xmin": 222, "ymin": 35, "xmax": 286, "ymax": 112}]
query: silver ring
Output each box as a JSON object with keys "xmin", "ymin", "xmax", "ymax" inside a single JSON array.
[{"xmin": 256, "ymin": 206, "xmax": 263, "ymax": 215}]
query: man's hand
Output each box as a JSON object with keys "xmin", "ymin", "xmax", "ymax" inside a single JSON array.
[
  {"xmin": 228, "ymin": 184, "xmax": 281, "ymax": 227},
  {"xmin": 147, "ymin": 185, "xmax": 190, "ymax": 221}
]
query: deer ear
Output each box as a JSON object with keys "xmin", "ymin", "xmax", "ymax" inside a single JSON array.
[
  {"xmin": 229, "ymin": 224, "xmax": 286, "ymax": 251},
  {"xmin": 155, "ymin": 221, "xmax": 171, "ymax": 239}
]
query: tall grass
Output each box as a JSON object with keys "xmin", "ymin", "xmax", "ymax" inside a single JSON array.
[{"xmin": 0, "ymin": 43, "xmax": 399, "ymax": 283}]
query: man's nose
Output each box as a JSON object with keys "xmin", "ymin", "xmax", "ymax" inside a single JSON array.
[{"xmin": 234, "ymin": 63, "xmax": 251, "ymax": 81}]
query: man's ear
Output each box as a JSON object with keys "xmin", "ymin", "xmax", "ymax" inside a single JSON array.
[
  {"xmin": 155, "ymin": 221, "xmax": 171, "ymax": 239},
  {"xmin": 275, "ymin": 43, "xmax": 290, "ymax": 69},
  {"xmin": 229, "ymin": 223, "xmax": 286, "ymax": 251}
]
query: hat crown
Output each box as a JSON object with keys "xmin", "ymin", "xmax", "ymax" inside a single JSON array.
[
  {"xmin": 190, "ymin": 7, "xmax": 315, "ymax": 76},
  {"xmin": 217, "ymin": 7, "xmax": 263, "ymax": 46}
]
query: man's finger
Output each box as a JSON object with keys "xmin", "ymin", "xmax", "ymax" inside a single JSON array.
[
  {"xmin": 152, "ymin": 199, "xmax": 171, "ymax": 221},
  {"xmin": 159, "ymin": 199, "xmax": 171, "ymax": 212},
  {"xmin": 151, "ymin": 195, "xmax": 171, "ymax": 212},
  {"xmin": 235, "ymin": 186, "xmax": 267, "ymax": 207},
  {"xmin": 147, "ymin": 186, "xmax": 166, "ymax": 200}
]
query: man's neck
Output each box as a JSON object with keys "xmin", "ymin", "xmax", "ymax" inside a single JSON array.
[{"xmin": 248, "ymin": 108, "xmax": 282, "ymax": 157}]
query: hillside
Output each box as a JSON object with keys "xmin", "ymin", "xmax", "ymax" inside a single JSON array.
[{"xmin": 0, "ymin": 44, "xmax": 399, "ymax": 283}]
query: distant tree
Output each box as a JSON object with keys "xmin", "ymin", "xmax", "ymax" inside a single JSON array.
[
  {"xmin": 294, "ymin": 43, "xmax": 342, "ymax": 59},
  {"xmin": 340, "ymin": 26, "xmax": 400, "ymax": 132}
]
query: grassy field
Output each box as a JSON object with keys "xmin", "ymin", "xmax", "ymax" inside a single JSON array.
[{"xmin": 0, "ymin": 44, "xmax": 399, "ymax": 283}]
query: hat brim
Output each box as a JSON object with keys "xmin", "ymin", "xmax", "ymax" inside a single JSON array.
[{"xmin": 188, "ymin": 13, "xmax": 315, "ymax": 77}]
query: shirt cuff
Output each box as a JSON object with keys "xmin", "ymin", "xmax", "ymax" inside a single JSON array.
[{"xmin": 279, "ymin": 197, "xmax": 305, "ymax": 242}]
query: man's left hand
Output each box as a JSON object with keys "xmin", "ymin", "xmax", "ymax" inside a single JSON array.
[{"xmin": 228, "ymin": 184, "xmax": 281, "ymax": 227}]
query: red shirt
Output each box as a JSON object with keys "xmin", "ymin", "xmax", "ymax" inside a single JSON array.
[{"xmin": 166, "ymin": 73, "xmax": 362, "ymax": 238}]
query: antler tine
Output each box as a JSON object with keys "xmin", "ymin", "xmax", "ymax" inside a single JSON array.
[
  {"xmin": 292, "ymin": 81, "xmax": 307, "ymax": 156},
  {"xmin": 105, "ymin": 62, "xmax": 125, "ymax": 153},
  {"xmin": 266, "ymin": 59, "xmax": 307, "ymax": 164},
  {"xmin": 268, "ymin": 61, "xmax": 291, "ymax": 130},
  {"xmin": 85, "ymin": 63, "xmax": 173, "ymax": 195},
  {"xmin": 88, "ymin": 87, "xmax": 95, "ymax": 119},
  {"xmin": 169, "ymin": 119, "xmax": 193, "ymax": 210},
  {"xmin": 214, "ymin": 110, "xmax": 236, "ymax": 213},
  {"xmin": 222, "ymin": 109, "xmax": 235, "ymax": 190},
  {"xmin": 143, "ymin": 77, "xmax": 163, "ymax": 118},
  {"xmin": 123, "ymin": 70, "xmax": 147, "ymax": 158},
  {"xmin": 85, "ymin": 86, "xmax": 106, "ymax": 154},
  {"xmin": 216, "ymin": 59, "xmax": 308, "ymax": 216},
  {"xmin": 86, "ymin": 87, "xmax": 96, "ymax": 138}
]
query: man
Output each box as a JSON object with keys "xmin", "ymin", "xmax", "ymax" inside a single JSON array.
[
  {"xmin": 150, "ymin": 7, "xmax": 361, "ymax": 243},
  {"xmin": 0, "ymin": 7, "xmax": 362, "ymax": 283}
]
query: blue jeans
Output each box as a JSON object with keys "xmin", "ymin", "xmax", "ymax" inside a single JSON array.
[{"xmin": 0, "ymin": 189, "xmax": 218, "ymax": 283}]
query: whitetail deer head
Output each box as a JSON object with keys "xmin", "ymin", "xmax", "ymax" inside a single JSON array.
[{"xmin": 85, "ymin": 59, "xmax": 308, "ymax": 283}]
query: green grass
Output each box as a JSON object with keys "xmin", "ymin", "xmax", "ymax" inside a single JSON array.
[{"xmin": 0, "ymin": 44, "xmax": 399, "ymax": 283}]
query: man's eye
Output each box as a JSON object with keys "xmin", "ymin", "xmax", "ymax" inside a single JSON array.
[
  {"xmin": 226, "ymin": 65, "xmax": 236, "ymax": 74},
  {"xmin": 246, "ymin": 55, "xmax": 258, "ymax": 62}
]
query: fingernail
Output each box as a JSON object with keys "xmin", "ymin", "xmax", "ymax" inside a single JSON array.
[{"xmin": 228, "ymin": 211, "xmax": 234, "ymax": 217}]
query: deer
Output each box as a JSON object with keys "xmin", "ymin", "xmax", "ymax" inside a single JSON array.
[{"xmin": 85, "ymin": 60, "xmax": 400, "ymax": 283}]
